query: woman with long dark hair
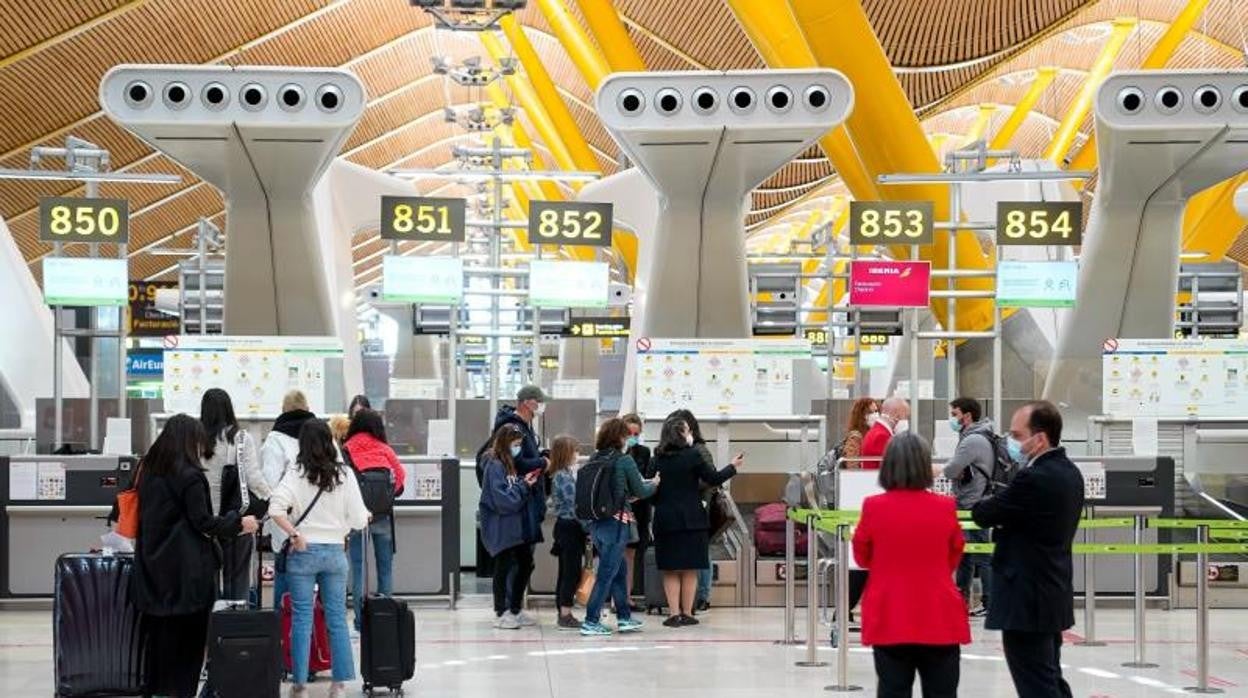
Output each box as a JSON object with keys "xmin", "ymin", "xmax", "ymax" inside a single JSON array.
[
  {"xmin": 665, "ymin": 408, "xmax": 718, "ymax": 612},
  {"xmin": 200, "ymin": 388, "xmax": 271, "ymax": 600},
  {"xmin": 651, "ymin": 418, "xmax": 740, "ymax": 626},
  {"xmin": 347, "ymin": 394, "xmax": 372, "ymax": 417},
  {"xmin": 132, "ymin": 414, "xmax": 259, "ymax": 697},
  {"xmin": 268, "ymin": 421, "xmax": 370, "ymax": 698},
  {"xmin": 343, "ymin": 408, "xmax": 406, "ymax": 633},
  {"xmin": 479, "ymin": 423, "xmax": 541, "ymax": 629}
]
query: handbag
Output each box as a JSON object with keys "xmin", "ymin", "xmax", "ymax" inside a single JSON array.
[
  {"xmin": 274, "ymin": 487, "xmax": 324, "ymax": 574},
  {"xmin": 574, "ymin": 542, "xmax": 595, "ymax": 607},
  {"xmin": 707, "ymin": 488, "xmax": 736, "ymax": 541},
  {"xmin": 114, "ymin": 462, "xmax": 145, "ymax": 539}
]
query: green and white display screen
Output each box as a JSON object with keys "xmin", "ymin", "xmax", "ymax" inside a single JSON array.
[
  {"xmin": 382, "ymin": 255, "xmax": 463, "ymax": 303},
  {"xmin": 42, "ymin": 257, "xmax": 127, "ymax": 306},
  {"xmin": 529, "ymin": 260, "xmax": 609, "ymax": 308},
  {"xmin": 997, "ymin": 260, "xmax": 1077, "ymax": 308}
]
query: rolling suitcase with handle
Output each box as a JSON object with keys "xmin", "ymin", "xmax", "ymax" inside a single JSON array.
[
  {"xmin": 360, "ymin": 525, "xmax": 416, "ymax": 695},
  {"xmin": 53, "ymin": 553, "xmax": 146, "ymax": 697},
  {"xmin": 204, "ymin": 535, "xmax": 281, "ymax": 698},
  {"xmin": 643, "ymin": 546, "xmax": 667, "ymax": 615}
]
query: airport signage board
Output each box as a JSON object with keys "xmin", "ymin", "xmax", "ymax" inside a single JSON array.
[
  {"xmin": 379, "ymin": 196, "xmax": 466, "ymax": 242},
  {"xmin": 996, "ymin": 260, "xmax": 1077, "ymax": 308},
  {"xmin": 848, "ymin": 260, "xmax": 931, "ymax": 308},
  {"xmin": 803, "ymin": 328, "xmax": 829, "ymax": 347},
  {"xmin": 127, "ymin": 280, "xmax": 180, "ymax": 336},
  {"xmin": 39, "ymin": 196, "xmax": 129, "ymax": 244},
  {"xmin": 996, "ymin": 201, "xmax": 1083, "ymax": 246},
  {"xmin": 539, "ymin": 356, "xmax": 559, "ymax": 370},
  {"xmin": 126, "ymin": 349, "xmax": 165, "ymax": 379},
  {"xmin": 561, "ymin": 317, "xmax": 630, "ymax": 338},
  {"xmin": 382, "ymin": 255, "xmax": 463, "ymax": 303},
  {"xmin": 848, "ymin": 201, "xmax": 934, "ymax": 246},
  {"xmin": 1102, "ymin": 337, "xmax": 1248, "ymax": 418},
  {"xmin": 42, "ymin": 257, "xmax": 127, "ymax": 307},
  {"xmin": 528, "ymin": 200, "xmax": 613, "ymax": 248},
  {"xmin": 529, "ymin": 260, "xmax": 609, "ymax": 308}
]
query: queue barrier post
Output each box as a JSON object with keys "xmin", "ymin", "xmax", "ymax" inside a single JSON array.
[
  {"xmin": 1123, "ymin": 513, "xmax": 1158, "ymax": 669},
  {"xmin": 1185, "ymin": 524, "xmax": 1222, "ymax": 694},
  {"xmin": 1077, "ymin": 504, "xmax": 1105, "ymax": 647},
  {"xmin": 778, "ymin": 508, "xmax": 799, "ymax": 646},
  {"xmin": 825, "ymin": 521, "xmax": 862, "ymax": 692},
  {"xmin": 796, "ymin": 512, "xmax": 828, "ymax": 667}
]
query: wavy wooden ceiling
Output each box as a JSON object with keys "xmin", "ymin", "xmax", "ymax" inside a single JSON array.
[{"xmin": 2, "ymin": 0, "xmax": 1246, "ymax": 288}]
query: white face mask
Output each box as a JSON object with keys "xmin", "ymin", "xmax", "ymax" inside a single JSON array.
[
  {"xmin": 684, "ymin": 433, "xmax": 694, "ymax": 447},
  {"xmin": 866, "ymin": 413, "xmax": 880, "ymax": 427},
  {"xmin": 894, "ymin": 419, "xmax": 910, "ymax": 434},
  {"xmin": 535, "ymin": 402, "xmax": 546, "ymax": 416}
]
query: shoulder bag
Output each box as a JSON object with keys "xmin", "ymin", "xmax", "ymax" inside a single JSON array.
[{"xmin": 274, "ymin": 487, "xmax": 324, "ymax": 574}]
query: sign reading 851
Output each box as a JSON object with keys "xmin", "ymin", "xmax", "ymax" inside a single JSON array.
[
  {"xmin": 848, "ymin": 201, "xmax": 934, "ymax": 246},
  {"xmin": 380, "ymin": 196, "xmax": 466, "ymax": 243},
  {"xmin": 39, "ymin": 197, "xmax": 129, "ymax": 244}
]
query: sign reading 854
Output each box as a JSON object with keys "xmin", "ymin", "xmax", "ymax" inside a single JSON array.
[{"xmin": 39, "ymin": 197, "xmax": 129, "ymax": 244}]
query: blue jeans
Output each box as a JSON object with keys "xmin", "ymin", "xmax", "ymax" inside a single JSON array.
[
  {"xmin": 348, "ymin": 516, "xmax": 394, "ymax": 631},
  {"xmin": 956, "ymin": 528, "xmax": 992, "ymax": 606},
  {"xmin": 272, "ymin": 569, "xmax": 288, "ymax": 611},
  {"xmin": 696, "ymin": 566, "xmax": 712, "ymax": 603},
  {"xmin": 286, "ymin": 543, "xmax": 355, "ymax": 685},
  {"xmin": 586, "ymin": 518, "xmax": 630, "ymax": 624}
]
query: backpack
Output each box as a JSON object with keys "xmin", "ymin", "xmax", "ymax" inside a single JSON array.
[
  {"xmin": 959, "ymin": 431, "xmax": 1019, "ymax": 497},
  {"xmin": 344, "ymin": 445, "xmax": 396, "ymax": 516},
  {"xmin": 574, "ymin": 449, "xmax": 626, "ymax": 521}
]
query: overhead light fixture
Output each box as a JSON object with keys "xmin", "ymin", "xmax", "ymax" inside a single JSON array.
[
  {"xmin": 410, "ymin": 0, "xmax": 526, "ymax": 31},
  {"xmin": 1061, "ymin": 22, "xmax": 1115, "ymax": 45}
]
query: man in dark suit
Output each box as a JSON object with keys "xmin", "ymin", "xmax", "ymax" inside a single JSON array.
[{"xmin": 972, "ymin": 400, "xmax": 1084, "ymax": 698}]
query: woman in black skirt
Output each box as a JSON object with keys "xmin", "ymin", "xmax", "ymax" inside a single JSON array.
[{"xmin": 650, "ymin": 417, "xmax": 741, "ymax": 627}]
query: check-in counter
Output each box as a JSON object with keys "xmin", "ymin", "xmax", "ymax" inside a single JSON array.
[
  {"xmin": 381, "ymin": 456, "xmax": 460, "ymax": 599},
  {"xmin": 1, "ymin": 454, "xmax": 135, "ymax": 598}
]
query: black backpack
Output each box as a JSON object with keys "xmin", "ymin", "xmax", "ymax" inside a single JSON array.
[
  {"xmin": 958, "ymin": 431, "xmax": 1019, "ymax": 497},
  {"xmin": 344, "ymin": 446, "xmax": 396, "ymax": 516},
  {"xmin": 575, "ymin": 449, "xmax": 626, "ymax": 521}
]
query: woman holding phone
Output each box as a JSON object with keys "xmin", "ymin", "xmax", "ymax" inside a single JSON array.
[{"xmin": 479, "ymin": 423, "xmax": 542, "ymax": 629}]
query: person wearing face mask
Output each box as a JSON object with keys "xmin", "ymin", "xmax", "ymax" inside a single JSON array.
[
  {"xmin": 621, "ymin": 413, "xmax": 653, "ymax": 610},
  {"xmin": 972, "ymin": 401, "xmax": 1084, "ymax": 698},
  {"xmin": 650, "ymin": 418, "xmax": 740, "ymax": 627},
  {"xmin": 942, "ymin": 397, "xmax": 996, "ymax": 617},
  {"xmin": 479, "ymin": 423, "xmax": 542, "ymax": 629},
  {"xmin": 829, "ymin": 397, "xmax": 878, "ymax": 469},
  {"xmin": 861, "ymin": 397, "xmax": 910, "ymax": 469}
]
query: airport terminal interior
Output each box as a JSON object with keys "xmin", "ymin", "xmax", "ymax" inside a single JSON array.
[{"xmin": 4, "ymin": 0, "xmax": 1248, "ymax": 696}]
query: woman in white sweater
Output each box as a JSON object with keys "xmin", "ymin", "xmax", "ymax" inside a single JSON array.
[{"xmin": 269, "ymin": 419, "xmax": 370, "ymax": 698}]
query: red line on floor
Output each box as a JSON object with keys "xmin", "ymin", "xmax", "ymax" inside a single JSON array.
[
  {"xmin": 1180, "ymin": 669, "xmax": 1237, "ymax": 688},
  {"xmin": 1062, "ymin": 630, "xmax": 1085, "ymax": 644}
]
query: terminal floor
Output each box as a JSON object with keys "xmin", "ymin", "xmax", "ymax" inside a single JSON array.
[{"xmin": 4, "ymin": 602, "xmax": 1248, "ymax": 697}]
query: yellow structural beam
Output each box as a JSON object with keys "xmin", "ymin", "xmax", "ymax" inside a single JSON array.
[
  {"xmin": 573, "ymin": 0, "xmax": 646, "ymax": 72},
  {"xmin": 989, "ymin": 67, "xmax": 1058, "ymax": 151},
  {"xmin": 1043, "ymin": 17, "xmax": 1137, "ymax": 164},
  {"xmin": 963, "ymin": 104, "xmax": 997, "ymax": 145},
  {"xmin": 1181, "ymin": 171, "xmax": 1248, "ymax": 261},
  {"xmin": 1067, "ymin": 0, "xmax": 1212, "ymax": 172},
  {"xmin": 537, "ymin": 0, "xmax": 613, "ymax": 90},
  {"xmin": 789, "ymin": 0, "xmax": 994, "ymax": 332},
  {"xmin": 482, "ymin": 30, "xmax": 579, "ymax": 173},
  {"xmin": 726, "ymin": 0, "xmax": 879, "ymax": 202}
]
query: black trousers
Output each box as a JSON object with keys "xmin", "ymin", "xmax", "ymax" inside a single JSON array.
[
  {"xmin": 872, "ymin": 644, "xmax": 960, "ymax": 698},
  {"xmin": 143, "ymin": 609, "xmax": 211, "ymax": 698},
  {"xmin": 220, "ymin": 534, "xmax": 252, "ymax": 601},
  {"xmin": 493, "ymin": 543, "xmax": 534, "ymax": 616},
  {"xmin": 553, "ymin": 518, "xmax": 587, "ymax": 609},
  {"xmin": 848, "ymin": 570, "xmax": 868, "ymax": 613},
  {"xmin": 1002, "ymin": 630, "xmax": 1073, "ymax": 698}
]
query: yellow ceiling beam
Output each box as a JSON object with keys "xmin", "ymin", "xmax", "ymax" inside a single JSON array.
[
  {"xmin": 572, "ymin": 0, "xmax": 646, "ymax": 72},
  {"xmin": 1043, "ymin": 17, "xmax": 1137, "ymax": 164},
  {"xmin": 482, "ymin": 30, "xmax": 578, "ymax": 173},
  {"xmin": 989, "ymin": 66, "xmax": 1058, "ymax": 151},
  {"xmin": 1181, "ymin": 172, "xmax": 1248, "ymax": 262},
  {"xmin": 725, "ymin": 0, "xmax": 881, "ymax": 202},
  {"xmin": 536, "ymin": 0, "xmax": 613, "ymax": 90},
  {"xmin": 1067, "ymin": 0, "xmax": 1213, "ymax": 172},
  {"xmin": 962, "ymin": 104, "xmax": 998, "ymax": 145}
]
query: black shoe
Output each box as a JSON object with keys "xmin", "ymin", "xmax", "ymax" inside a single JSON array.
[
  {"xmin": 694, "ymin": 599, "xmax": 710, "ymax": 612},
  {"xmin": 629, "ymin": 603, "xmax": 644, "ymax": 614},
  {"xmin": 662, "ymin": 615, "xmax": 683, "ymax": 628},
  {"xmin": 678, "ymin": 614, "xmax": 699, "ymax": 626}
]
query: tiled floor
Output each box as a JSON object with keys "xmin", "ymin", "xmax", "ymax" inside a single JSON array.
[{"xmin": 8, "ymin": 599, "xmax": 1248, "ymax": 697}]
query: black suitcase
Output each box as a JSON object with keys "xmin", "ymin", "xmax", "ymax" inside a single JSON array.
[
  {"xmin": 643, "ymin": 546, "xmax": 666, "ymax": 615},
  {"xmin": 360, "ymin": 526, "xmax": 416, "ymax": 695},
  {"xmin": 204, "ymin": 535, "xmax": 281, "ymax": 698},
  {"xmin": 53, "ymin": 553, "xmax": 146, "ymax": 697}
]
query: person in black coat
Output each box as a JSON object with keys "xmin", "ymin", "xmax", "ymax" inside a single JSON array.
[
  {"xmin": 972, "ymin": 401, "xmax": 1084, "ymax": 698},
  {"xmin": 651, "ymin": 416, "xmax": 741, "ymax": 627},
  {"xmin": 623, "ymin": 413, "xmax": 653, "ymax": 609},
  {"xmin": 131, "ymin": 414, "xmax": 259, "ymax": 698}
]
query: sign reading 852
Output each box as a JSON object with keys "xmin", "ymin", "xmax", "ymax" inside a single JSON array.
[
  {"xmin": 529, "ymin": 201, "xmax": 613, "ymax": 248},
  {"xmin": 848, "ymin": 201, "xmax": 934, "ymax": 246},
  {"xmin": 39, "ymin": 197, "xmax": 129, "ymax": 244}
]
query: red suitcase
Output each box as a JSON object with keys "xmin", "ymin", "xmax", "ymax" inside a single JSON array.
[
  {"xmin": 281, "ymin": 592, "xmax": 332, "ymax": 675},
  {"xmin": 753, "ymin": 502, "xmax": 809, "ymax": 557}
]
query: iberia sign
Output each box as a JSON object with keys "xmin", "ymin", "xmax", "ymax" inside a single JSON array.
[{"xmin": 848, "ymin": 260, "xmax": 931, "ymax": 308}]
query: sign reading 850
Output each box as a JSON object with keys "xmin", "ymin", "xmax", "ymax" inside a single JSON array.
[{"xmin": 39, "ymin": 197, "xmax": 129, "ymax": 244}]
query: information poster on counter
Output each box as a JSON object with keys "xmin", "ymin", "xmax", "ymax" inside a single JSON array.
[
  {"xmin": 163, "ymin": 336, "xmax": 342, "ymax": 416},
  {"xmin": 636, "ymin": 338, "xmax": 810, "ymax": 416},
  {"xmin": 1102, "ymin": 337, "xmax": 1248, "ymax": 417}
]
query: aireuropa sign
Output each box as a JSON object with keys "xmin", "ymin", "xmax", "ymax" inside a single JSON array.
[{"xmin": 848, "ymin": 260, "xmax": 932, "ymax": 308}]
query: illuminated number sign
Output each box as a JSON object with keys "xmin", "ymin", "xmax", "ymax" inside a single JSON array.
[
  {"xmin": 849, "ymin": 201, "xmax": 933, "ymax": 246},
  {"xmin": 529, "ymin": 200, "xmax": 613, "ymax": 248},
  {"xmin": 802, "ymin": 328, "xmax": 829, "ymax": 347},
  {"xmin": 859, "ymin": 333, "xmax": 890, "ymax": 347},
  {"xmin": 380, "ymin": 196, "xmax": 466, "ymax": 242},
  {"xmin": 996, "ymin": 201, "xmax": 1083, "ymax": 246},
  {"xmin": 39, "ymin": 197, "xmax": 129, "ymax": 244},
  {"xmin": 127, "ymin": 280, "xmax": 180, "ymax": 336},
  {"xmin": 539, "ymin": 356, "xmax": 560, "ymax": 370}
]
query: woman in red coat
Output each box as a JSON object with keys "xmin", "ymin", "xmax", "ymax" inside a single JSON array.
[{"xmin": 852, "ymin": 432, "xmax": 969, "ymax": 698}]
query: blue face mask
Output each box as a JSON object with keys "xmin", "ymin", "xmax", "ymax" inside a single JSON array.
[
  {"xmin": 1006, "ymin": 437, "xmax": 1026, "ymax": 464},
  {"xmin": 510, "ymin": 444, "xmax": 522, "ymax": 458},
  {"xmin": 625, "ymin": 435, "xmax": 639, "ymax": 449},
  {"xmin": 949, "ymin": 417, "xmax": 964, "ymax": 433}
]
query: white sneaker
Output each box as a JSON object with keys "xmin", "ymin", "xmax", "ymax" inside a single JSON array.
[
  {"xmin": 494, "ymin": 612, "xmax": 520, "ymax": 630},
  {"xmin": 515, "ymin": 610, "xmax": 538, "ymax": 627}
]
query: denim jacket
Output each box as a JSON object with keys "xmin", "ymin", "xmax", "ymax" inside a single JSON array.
[{"xmin": 478, "ymin": 457, "xmax": 530, "ymax": 556}]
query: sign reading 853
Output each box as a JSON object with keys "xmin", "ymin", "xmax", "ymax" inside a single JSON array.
[
  {"xmin": 848, "ymin": 201, "xmax": 934, "ymax": 246},
  {"xmin": 39, "ymin": 197, "xmax": 129, "ymax": 244}
]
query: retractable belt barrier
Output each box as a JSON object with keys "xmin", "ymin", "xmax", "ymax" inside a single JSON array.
[{"xmin": 784, "ymin": 506, "xmax": 1247, "ymax": 695}]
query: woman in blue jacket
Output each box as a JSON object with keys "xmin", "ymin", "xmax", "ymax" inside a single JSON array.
[{"xmin": 479, "ymin": 423, "xmax": 541, "ymax": 630}]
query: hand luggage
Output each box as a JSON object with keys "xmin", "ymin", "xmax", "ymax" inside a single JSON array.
[
  {"xmin": 753, "ymin": 502, "xmax": 808, "ymax": 557},
  {"xmin": 205, "ymin": 601, "xmax": 281, "ymax": 698},
  {"xmin": 360, "ymin": 525, "xmax": 416, "ymax": 695},
  {"xmin": 53, "ymin": 553, "xmax": 146, "ymax": 697},
  {"xmin": 642, "ymin": 546, "xmax": 667, "ymax": 615},
  {"xmin": 281, "ymin": 591, "xmax": 333, "ymax": 675}
]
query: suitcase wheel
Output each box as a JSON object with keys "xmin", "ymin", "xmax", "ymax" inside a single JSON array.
[{"xmin": 645, "ymin": 605, "xmax": 665, "ymax": 616}]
